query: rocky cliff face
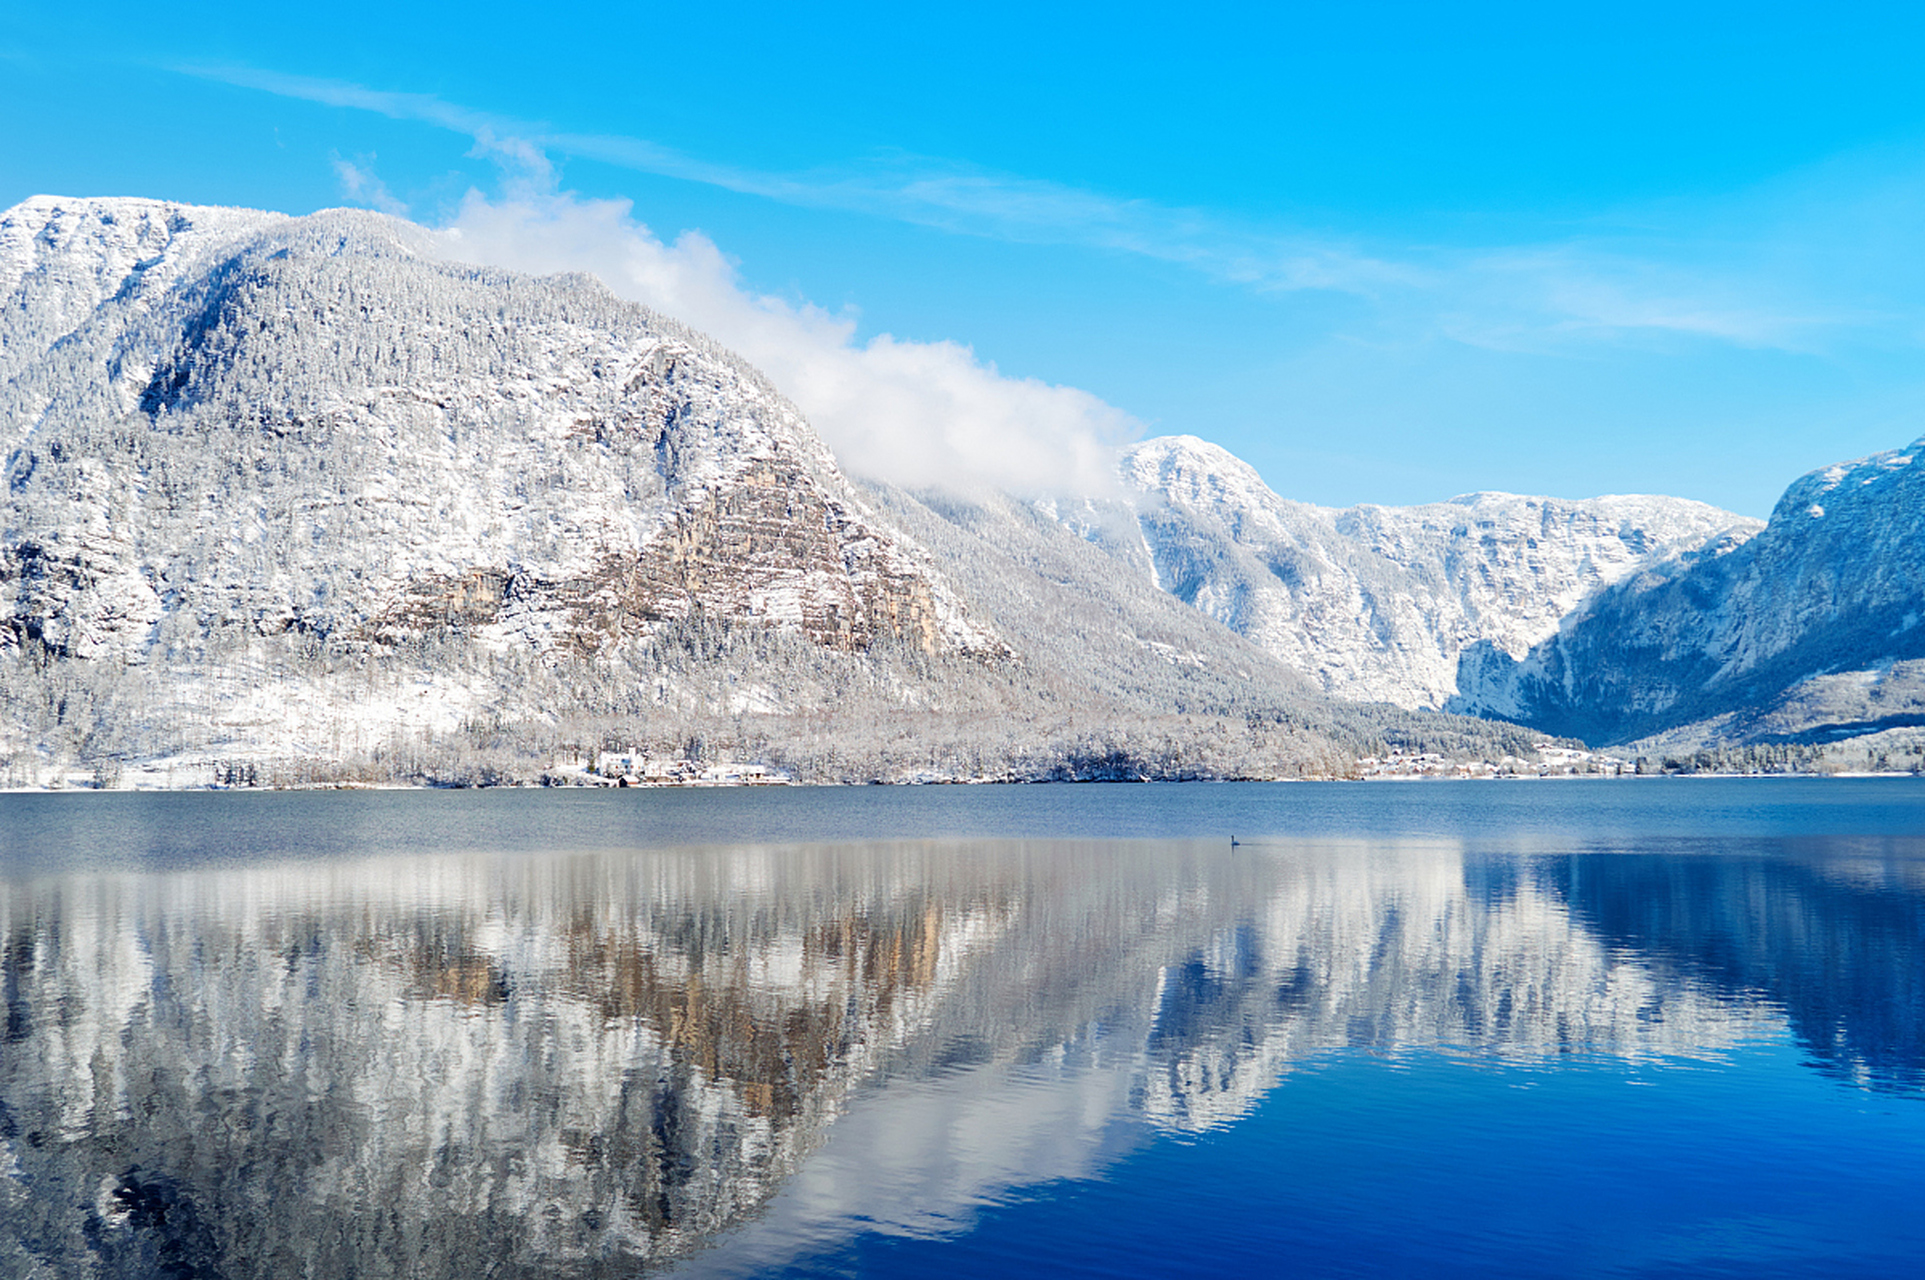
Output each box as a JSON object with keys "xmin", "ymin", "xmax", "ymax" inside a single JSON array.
[
  {"xmin": 1058, "ymin": 434, "xmax": 1756, "ymax": 711},
  {"xmin": 0, "ymin": 196, "xmax": 995, "ymax": 670},
  {"xmin": 1464, "ymin": 436, "xmax": 1925, "ymax": 745}
]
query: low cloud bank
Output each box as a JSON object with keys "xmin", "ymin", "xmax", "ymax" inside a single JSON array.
[{"xmin": 438, "ymin": 191, "xmax": 1135, "ymax": 497}]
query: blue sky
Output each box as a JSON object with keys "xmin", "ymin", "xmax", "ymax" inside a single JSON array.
[{"xmin": 5, "ymin": 2, "xmax": 1925, "ymax": 513}]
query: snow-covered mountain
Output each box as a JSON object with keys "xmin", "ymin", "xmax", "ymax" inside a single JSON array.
[
  {"xmin": 0, "ymin": 196, "xmax": 993, "ymax": 666},
  {"xmin": 1064, "ymin": 433, "xmax": 1925, "ymax": 753},
  {"xmin": 5, "ymin": 196, "xmax": 1429, "ymax": 782},
  {"xmin": 1051, "ymin": 434, "xmax": 1757, "ymax": 710},
  {"xmin": 5, "ymin": 193, "xmax": 1914, "ymax": 774},
  {"xmin": 1464, "ymin": 436, "xmax": 1925, "ymax": 747}
]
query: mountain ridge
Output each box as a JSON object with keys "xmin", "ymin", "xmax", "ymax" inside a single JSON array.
[
  {"xmin": 1, "ymin": 196, "xmax": 996, "ymax": 663},
  {"xmin": 2, "ymin": 194, "xmax": 1915, "ymax": 781},
  {"xmin": 10, "ymin": 195, "xmax": 1516, "ymax": 785},
  {"xmin": 1461, "ymin": 434, "xmax": 1925, "ymax": 747},
  {"xmin": 1056, "ymin": 433, "xmax": 1759, "ymax": 712}
]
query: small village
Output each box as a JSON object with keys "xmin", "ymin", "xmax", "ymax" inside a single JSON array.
[
  {"xmin": 542, "ymin": 752, "xmax": 795, "ymax": 787},
  {"xmin": 1354, "ymin": 743, "xmax": 1634, "ymax": 779}
]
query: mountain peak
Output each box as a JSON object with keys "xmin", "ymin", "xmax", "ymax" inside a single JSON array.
[
  {"xmin": 1091, "ymin": 433, "xmax": 1758, "ymax": 712},
  {"xmin": 1123, "ymin": 434, "xmax": 1294, "ymax": 515}
]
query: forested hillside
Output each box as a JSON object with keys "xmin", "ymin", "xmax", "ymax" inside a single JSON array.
[{"xmin": 1, "ymin": 196, "xmax": 1555, "ymax": 787}]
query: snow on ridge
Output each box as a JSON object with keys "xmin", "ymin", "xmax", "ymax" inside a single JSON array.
[
  {"xmin": 0, "ymin": 194, "xmax": 285, "ymax": 314},
  {"xmin": 1775, "ymin": 433, "xmax": 1925, "ymax": 516},
  {"xmin": 1401, "ymin": 428, "xmax": 1925, "ymax": 746},
  {"xmin": 1, "ymin": 197, "xmax": 289, "ymax": 425},
  {"xmin": 1123, "ymin": 434, "xmax": 1302, "ymax": 516},
  {"xmin": 1103, "ymin": 434, "xmax": 1763, "ymax": 709}
]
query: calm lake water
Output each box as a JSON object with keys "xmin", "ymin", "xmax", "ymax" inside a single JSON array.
[{"xmin": 2, "ymin": 779, "xmax": 1922, "ymax": 1277}]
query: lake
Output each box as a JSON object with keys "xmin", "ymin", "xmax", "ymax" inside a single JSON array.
[{"xmin": 2, "ymin": 779, "xmax": 1922, "ymax": 1277}]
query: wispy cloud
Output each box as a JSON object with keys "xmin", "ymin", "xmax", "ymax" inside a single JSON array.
[
  {"xmin": 182, "ymin": 64, "xmax": 516, "ymax": 137},
  {"xmin": 329, "ymin": 154, "xmax": 407, "ymax": 217},
  {"xmin": 182, "ymin": 63, "xmax": 1912, "ymax": 364},
  {"xmin": 178, "ymin": 63, "xmax": 1412, "ymax": 297},
  {"xmin": 549, "ymin": 134, "xmax": 1420, "ymax": 295},
  {"xmin": 1434, "ymin": 244, "xmax": 1862, "ymax": 354}
]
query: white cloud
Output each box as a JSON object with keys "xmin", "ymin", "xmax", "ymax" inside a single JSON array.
[
  {"xmin": 179, "ymin": 64, "xmax": 1412, "ymax": 299},
  {"xmin": 193, "ymin": 63, "xmax": 1884, "ymax": 358},
  {"xmin": 438, "ymin": 189, "xmax": 1137, "ymax": 496},
  {"xmin": 188, "ymin": 61, "xmax": 1925, "ymax": 429},
  {"xmin": 330, "ymin": 155, "xmax": 407, "ymax": 217}
]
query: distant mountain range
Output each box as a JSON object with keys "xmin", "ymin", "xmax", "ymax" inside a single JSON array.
[
  {"xmin": 3, "ymin": 195, "xmax": 1919, "ymax": 783},
  {"xmin": 1065, "ymin": 434, "xmax": 1754, "ymax": 710},
  {"xmin": 1069, "ymin": 432, "xmax": 1925, "ymax": 758}
]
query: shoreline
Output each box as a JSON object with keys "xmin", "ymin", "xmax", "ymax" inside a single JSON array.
[{"xmin": 5, "ymin": 768, "xmax": 1921, "ymax": 796}]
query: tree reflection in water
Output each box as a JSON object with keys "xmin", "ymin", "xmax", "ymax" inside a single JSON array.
[{"xmin": 1, "ymin": 833, "xmax": 1918, "ymax": 1277}]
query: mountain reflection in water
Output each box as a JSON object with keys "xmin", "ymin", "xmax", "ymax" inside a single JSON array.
[{"xmin": 1, "ymin": 823, "xmax": 1920, "ymax": 1277}]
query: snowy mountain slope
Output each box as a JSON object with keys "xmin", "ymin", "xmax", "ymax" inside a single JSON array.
[
  {"xmin": 858, "ymin": 481, "xmax": 1314, "ymax": 708},
  {"xmin": 1469, "ymin": 436, "xmax": 1925, "ymax": 746},
  {"xmin": 1060, "ymin": 434, "xmax": 1757, "ymax": 710},
  {"xmin": 859, "ymin": 480, "xmax": 1562, "ymax": 772},
  {"xmin": 0, "ymin": 196, "xmax": 285, "ymax": 429},
  {"xmin": 0, "ymin": 197, "xmax": 997, "ymax": 674}
]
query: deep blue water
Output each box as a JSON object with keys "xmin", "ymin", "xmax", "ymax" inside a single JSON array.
[
  {"xmin": 803, "ymin": 1046, "xmax": 1923, "ymax": 1279},
  {"xmin": 2, "ymin": 779, "xmax": 1922, "ymax": 1277}
]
